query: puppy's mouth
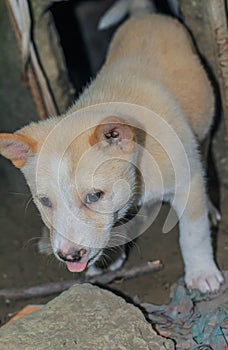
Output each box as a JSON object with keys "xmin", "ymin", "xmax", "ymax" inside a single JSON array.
[
  {"xmin": 64, "ymin": 251, "xmax": 102, "ymax": 273},
  {"xmin": 66, "ymin": 260, "xmax": 88, "ymax": 273}
]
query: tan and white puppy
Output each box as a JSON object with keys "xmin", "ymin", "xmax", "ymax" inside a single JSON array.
[{"xmin": 0, "ymin": 4, "xmax": 223, "ymax": 292}]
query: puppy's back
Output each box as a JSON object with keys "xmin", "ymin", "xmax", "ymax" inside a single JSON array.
[{"xmin": 105, "ymin": 14, "xmax": 214, "ymax": 141}]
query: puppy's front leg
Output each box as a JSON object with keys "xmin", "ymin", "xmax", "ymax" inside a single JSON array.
[{"xmin": 173, "ymin": 171, "xmax": 223, "ymax": 293}]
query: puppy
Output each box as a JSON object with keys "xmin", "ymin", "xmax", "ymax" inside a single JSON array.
[{"xmin": 0, "ymin": 1, "xmax": 223, "ymax": 292}]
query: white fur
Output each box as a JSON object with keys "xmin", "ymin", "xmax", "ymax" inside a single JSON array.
[
  {"xmin": 179, "ymin": 213, "xmax": 223, "ymax": 292},
  {"xmin": 0, "ymin": 9, "xmax": 223, "ymax": 293}
]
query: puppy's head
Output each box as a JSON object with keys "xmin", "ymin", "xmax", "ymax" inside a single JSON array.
[{"xmin": 0, "ymin": 116, "xmax": 137, "ymax": 272}]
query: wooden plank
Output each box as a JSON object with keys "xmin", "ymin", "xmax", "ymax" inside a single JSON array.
[
  {"xmin": 179, "ymin": 0, "xmax": 228, "ymax": 135},
  {"xmin": 206, "ymin": 0, "xmax": 228, "ymax": 133},
  {"xmin": 2, "ymin": 305, "xmax": 43, "ymax": 327},
  {"xmin": 5, "ymin": 0, "xmax": 75, "ymax": 118}
]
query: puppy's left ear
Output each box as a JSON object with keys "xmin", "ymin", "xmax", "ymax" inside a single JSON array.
[
  {"xmin": 89, "ymin": 117, "xmax": 135, "ymax": 154},
  {"xmin": 0, "ymin": 133, "xmax": 37, "ymax": 168}
]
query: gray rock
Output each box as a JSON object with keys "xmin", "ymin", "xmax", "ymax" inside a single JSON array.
[{"xmin": 0, "ymin": 284, "xmax": 174, "ymax": 350}]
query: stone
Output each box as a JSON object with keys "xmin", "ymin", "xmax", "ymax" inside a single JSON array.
[{"xmin": 0, "ymin": 284, "xmax": 174, "ymax": 350}]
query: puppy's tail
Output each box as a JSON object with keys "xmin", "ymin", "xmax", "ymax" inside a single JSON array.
[{"xmin": 98, "ymin": 0, "xmax": 155, "ymax": 30}]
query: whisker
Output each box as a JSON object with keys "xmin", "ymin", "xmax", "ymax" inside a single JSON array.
[
  {"xmin": 108, "ymin": 245, "xmax": 124, "ymax": 254},
  {"xmin": 108, "ymin": 238, "xmax": 128, "ymax": 246},
  {"xmin": 100, "ymin": 252, "xmax": 114, "ymax": 269},
  {"xmin": 111, "ymin": 229, "xmax": 132, "ymax": 240},
  {"xmin": 99, "ymin": 253, "xmax": 111, "ymax": 268},
  {"xmin": 24, "ymin": 195, "xmax": 33, "ymax": 215},
  {"xmin": 8, "ymin": 191, "xmax": 28, "ymax": 196},
  {"xmin": 127, "ymin": 240, "xmax": 141, "ymax": 255},
  {"xmin": 22, "ymin": 236, "xmax": 44, "ymax": 249},
  {"xmin": 46, "ymin": 254, "xmax": 58, "ymax": 265}
]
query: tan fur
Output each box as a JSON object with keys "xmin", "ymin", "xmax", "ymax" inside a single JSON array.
[
  {"xmin": 0, "ymin": 133, "xmax": 37, "ymax": 168},
  {"xmin": 74, "ymin": 14, "xmax": 214, "ymax": 141},
  {"xmin": 0, "ymin": 13, "xmax": 223, "ymax": 292}
]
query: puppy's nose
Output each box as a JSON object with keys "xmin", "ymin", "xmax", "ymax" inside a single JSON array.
[{"xmin": 57, "ymin": 248, "xmax": 87, "ymax": 262}]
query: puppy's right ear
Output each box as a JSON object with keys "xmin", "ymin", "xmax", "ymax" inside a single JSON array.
[
  {"xmin": 89, "ymin": 117, "xmax": 135, "ymax": 155},
  {"xmin": 0, "ymin": 133, "xmax": 37, "ymax": 169}
]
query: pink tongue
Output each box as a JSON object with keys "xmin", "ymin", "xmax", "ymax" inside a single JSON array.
[{"xmin": 66, "ymin": 261, "xmax": 88, "ymax": 273}]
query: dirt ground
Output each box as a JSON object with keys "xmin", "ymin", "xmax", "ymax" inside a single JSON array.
[{"xmin": 0, "ymin": 0, "xmax": 228, "ymax": 326}]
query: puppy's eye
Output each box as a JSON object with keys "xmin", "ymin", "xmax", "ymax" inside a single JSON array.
[
  {"xmin": 39, "ymin": 197, "xmax": 52, "ymax": 208},
  {"xmin": 85, "ymin": 191, "xmax": 103, "ymax": 204}
]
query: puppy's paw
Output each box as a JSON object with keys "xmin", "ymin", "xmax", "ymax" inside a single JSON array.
[{"xmin": 185, "ymin": 266, "xmax": 224, "ymax": 293}]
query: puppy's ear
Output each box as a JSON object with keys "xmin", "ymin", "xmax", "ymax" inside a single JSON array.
[
  {"xmin": 89, "ymin": 117, "xmax": 134, "ymax": 154},
  {"xmin": 0, "ymin": 133, "xmax": 37, "ymax": 168}
]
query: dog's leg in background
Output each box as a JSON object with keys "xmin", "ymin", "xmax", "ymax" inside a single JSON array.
[
  {"xmin": 201, "ymin": 135, "xmax": 221, "ymax": 227},
  {"xmin": 167, "ymin": 0, "xmax": 179, "ymax": 17},
  {"xmin": 208, "ymin": 197, "xmax": 221, "ymax": 227},
  {"xmin": 171, "ymin": 160, "xmax": 223, "ymax": 292},
  {"xmin": 98, "ymin": 0, "xmax": 179, "ymax": 30},
  {"xmin": 38, "ymin": 226, "xmax": 52, "ymax": 255},
  {"xmin": 98, "ymin": 0, "xmax": 154, "ymax": 30}
]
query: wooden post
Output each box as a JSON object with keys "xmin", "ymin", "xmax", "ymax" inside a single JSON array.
[
  {"xmin": 206, "ymin": 0, "xmax": 228, "ymax": 133},
  {"xmin": 179, "ymin": 0, "xmax": 228, "ymax": 135},
  {"xmin": 5, "ymin": 0, "xmax": 75, "ymax": 119}
]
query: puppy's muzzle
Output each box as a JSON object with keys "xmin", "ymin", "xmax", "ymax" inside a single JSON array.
[{"xmin": 57, "ymin": 248, "xmax": 87, "ymax": 263}]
